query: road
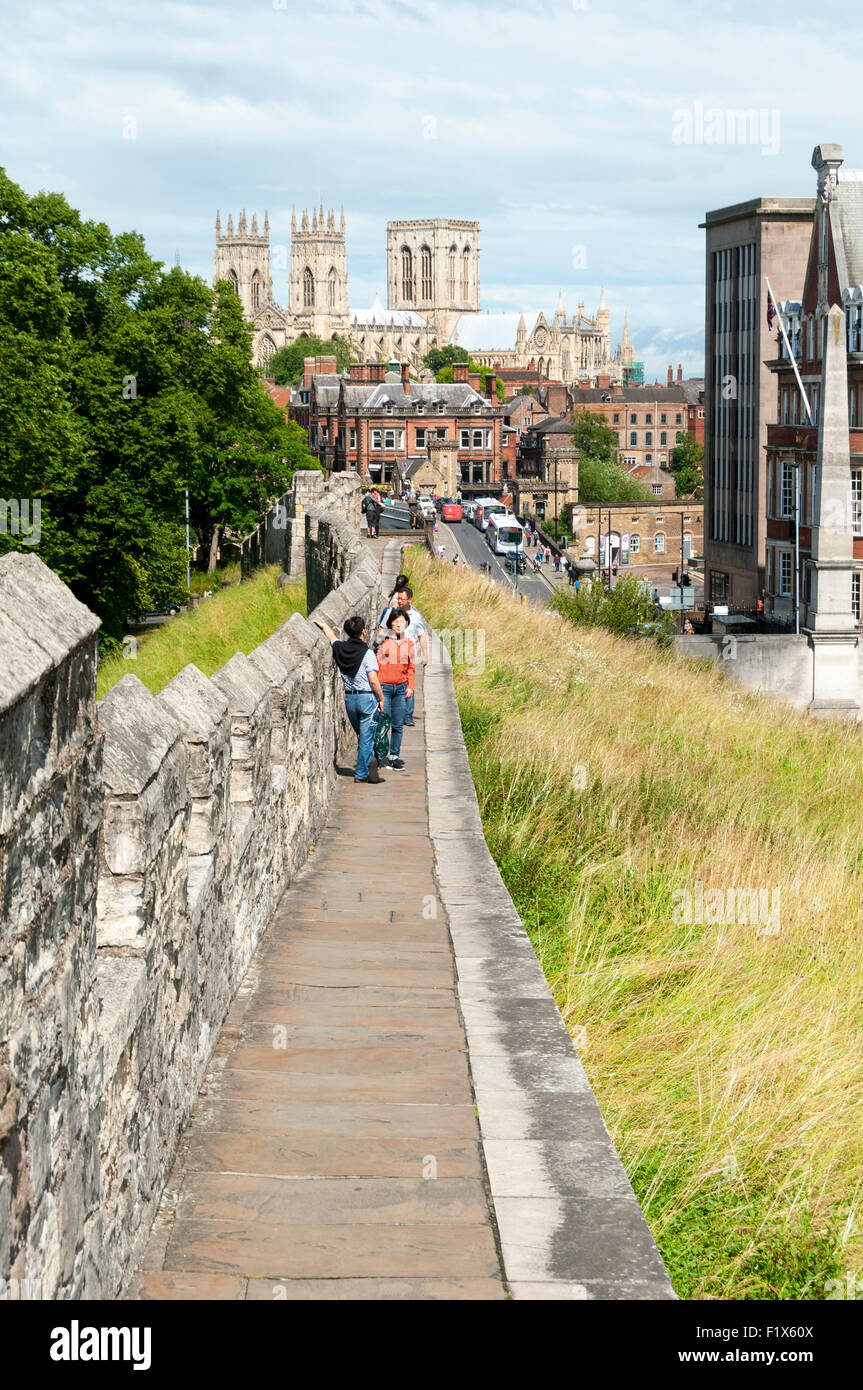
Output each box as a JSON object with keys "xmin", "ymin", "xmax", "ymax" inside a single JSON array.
[{"xmin": 433, "ymin": 518, "xmax": 557, "ymax": 608}]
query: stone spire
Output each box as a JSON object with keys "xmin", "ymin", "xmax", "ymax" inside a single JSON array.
[
  {"xmin": 302, "ymin": 208, "xmax": 309, "ymax": 234},
  {"xmin": 291, "ymin": 206, "xmax": 297, "ymax": 235},
  {"xmin": 312, "ymin": 207, "xmax": 318, "ymax": 233},
  {"xmin": 239, "ymin": 209, "xmax": 247, "ymax": 235},
  {"xmin": 517, "ymin": 313, "xmax": 526, "ymax": 343},
  {"xmin": 622, "ymin": 312, "xmax": 630, "ymax": 344},
  {"xmin": 215, "ymin": 210, "xmax": 221, "ymax": 236},
  {"xmin": 599, "ymin": 285, "xmax": 606, "ymax": 310},
  {"xmin": 264, "ymin": 209, "xmax": 269, "ymax": 236},
  {"xmin": 327, "ymin": 208, "xmax": 335, "ymax": 233},
  {"xmin": 340, "ymin": 205, "xmax": 345, "ymax": 235},
  {"xmin": 808, "ymin": 301, "xmax": 855, "ymax": 632},
  {"xmin": 227, "ymin": 213, "xmax": 234, "ymax": 236},
  {"xmin": 251, "ymin": 212, "xmax": 258, "ymax": 236},
  {"xmin": 319, "ymin": 200, "xmax": 325, "ymax": 228}
]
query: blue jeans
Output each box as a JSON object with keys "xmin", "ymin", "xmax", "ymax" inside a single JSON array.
[
  {"xmin": 381, "ymin": 682, "xmax": 407, "ymax": 757},
  {"xmin": 344, "ymin": 691, "xmax": 378, "ymax": 779},
  {"xmin": 405, "ymin": 687, "xmax": 415, "ymax": 723}
]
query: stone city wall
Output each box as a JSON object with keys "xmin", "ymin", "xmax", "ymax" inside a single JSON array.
[{"xmin": 0, "ymin": 475, "xmax": 378, "ymax": 1298}]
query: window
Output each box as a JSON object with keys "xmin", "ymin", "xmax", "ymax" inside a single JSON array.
[
  {"xmin": 645, "ymin": 453, "xmax": 653, "ymax": 465},
  {"xmin": 384, "ymin": 429, "xmax": 396, "ymax": 449},
  {"xmin": 251, "ymin": 270, "xmax": 261, "ymax": 310},
  {"xmin": 781, "ymin": 461, "xmax": 795, "ymax": 518},
  {"xmin": 486, "ymin": 430, "xmax": 492, "ymax": 448},
  {"xmin": 675, "ymin": 413, "xmax": 682, "ymax": 425},
  {"xmin": 683, "ymin": 532, "xmax": 692, "ymax": 559},
  {"xmin": 371, "ymin": 429, "xmax": 382, "ymax": 450},
  {"xmin": 630, "ymin": 431, "xmax": 637, "ymax": 447},
  {"xmin": 630, "ymin": 413, "xmax": 637, "ymax": 425},
  {"xmin": 630, "ymin": 534, "xmax": 640, "ymax": 553},
  {"xmin": 228, "ymin": 267, "xmax": 239, "ymax": 295},
  {"xmin": 660, "ymin": 431, "xmax": 667, "ymax": 446},
  {"xmin": 448, "ymin": 246, "xmax": 457, "ymax": 299},
  {"xmin": 654, "ymin": 533, "xmax": 665, "ymax": 553},
  {"xmin": 303, "ymin": 266, "xmax": 315, "ymax": 307},
  {"xmin": 436, "ymin": 427, "xmax": 447, "ymax": 438},
  {"xmin": 473, "ymin": 429, "xmax": 483, "ymax": 448},
  {"xmin": 386, "ymin": 401, "xmax": 393, "ymax": 415},
  {"xmin": 710, "ymin": 570, "xmax": 730, "ymax": 603},
  {"xmin": 852, "ymin": 469, "xmax": 862, "ymax": 531},
  {"xmin": 613, "ymin": 412, "xmax": 620, "ymax": 424},
  {"xmin": 854, "ymin": 572, "xmax": 861, "ymax": 622},
  {"xmin": 437, "ymin": 401, "xmax": 445, "ymax": 414},
  {"xmin": 349, "ymin": 427, "xmax": 356, "ymax": 449},
  {"xmin": 460, "ymin": 429, "xmax": 470, "ymax": 448},
  {"xmin": 328, "ymin": 267, "xmax": 337, "ymax": 308},
  {"xmin": 652, "ymin": 484, "xmax": 663, "ymax": 496},
  {"xmin": 421, "ymin": 246, "xmax": 433, "ymax": 300},
  {"xmin": 645, "ymin": 413, "xmax": 653, "ymax": 424},
  {"xmin": 401, "ymin": 246, "xmax": 414, "ymax": 301},
  {"xmin": 660, "ymin": 413, "xmax": 667, "ymax": 424},
  {"xmin": 462, "ymin": 247, "xmax": 470, "ymax": 299},
  {"xmin": 416, "ymin": 403, "xmax": 424, "ymax": 415},
  {"xmin": 779, "ymin": 550, "xmax": 792, "ymax": 596},
  {"xmin": 645, "ymin": 432, "xmax": 653, "ymax": 446},
  {"xmin": 698, "ymin": 408, "xmax": 704, "ymax": 419},
  {"xmin": 416, "ymin": 428, "xmax": 427, "ymax": 448}
]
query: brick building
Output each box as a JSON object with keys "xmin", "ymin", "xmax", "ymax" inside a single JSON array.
[
  {"xmin": 569, "ymin": 373, "xmax": 704, "ymax": 473},
  {"xmin": 764, "ymin": 145, "xmax": 863, "ymax": 629},
  {"xmin": 291, "ymin": 358, "xmax": 507, "ymax": 494},
  {"xmin": 573, "ymin": 503, "xmax": 704, "ymax": 574}
]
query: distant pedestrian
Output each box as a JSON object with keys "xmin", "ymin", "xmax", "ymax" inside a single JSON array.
[
  {"xmin": 684, "ymin": 618, "xmax": 694, "ymax": 635},
  {"xmin": 364, "ymin": 490, "xmax": 382, "ymax": 539},
  {"xmin": 438, "ymin": 544, "xmax": 445, "ymax": 559},
  {"xmin": 312, "ymin": 614, "xmax": 385, "ymax": 784},
  {"xmin": 554, "ymin": 554, "xmax": 560, "ymax": 573},
  {"xmin": 652, "ymin": 587, "xmax": 660, "ymax": 604},
  {"xmin": 544, "ymin": 546, "xmax": 551, "ymax": 565},
  {"xmin": 574, "ymin": 576, "xmax": 580, "ymax": 593},
  {"xmin": 568, "ymin": 565, "xmax": 576, "ymax": 586}
]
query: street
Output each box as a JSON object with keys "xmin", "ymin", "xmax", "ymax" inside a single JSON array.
[{"xmin": 434, "ymin": 518, "xmax": 556, "ymax": 607}]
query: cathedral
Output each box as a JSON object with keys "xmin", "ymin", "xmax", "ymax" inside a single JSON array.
[{"xmin": 213, "ymin": 207, "xmax": 636, "ymax": 382}]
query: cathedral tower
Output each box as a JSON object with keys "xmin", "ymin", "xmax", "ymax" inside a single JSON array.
[
  {"xmin": 289, "ymin": 204, "xmax": 349, "ymax": 338},
  {"xmin": 386, "ymin": 219, "xmax": 480, "ymax": 340},
  {"xmin": 213, "ymin": 209, "xmax": 273, "ymax": 318}
]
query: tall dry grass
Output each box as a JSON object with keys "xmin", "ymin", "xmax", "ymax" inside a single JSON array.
[{"xmin": 413, "ymin": 550, "xmax": 863, "ymax": 1299}]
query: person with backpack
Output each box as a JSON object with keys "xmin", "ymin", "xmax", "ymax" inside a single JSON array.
[
  {"xmin": 379, "ymin": 587, "xmax": 428, "ymax": 727},
  {"xmin": 311, "ymin": 613, "xmax": 385, "ymax": 784},
  {"xmin": 363, "ymin": 489, "xmax": 382, "ymax": 538},
  {"xmin": 375, "ymin": 609, "xmax": 415, "ymax": 771}
]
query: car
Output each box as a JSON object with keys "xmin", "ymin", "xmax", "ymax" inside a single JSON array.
[
  {"xmin": 417, "ymin": 497, "xmax": 436, "ymax": 522},
  {"xmin": 505, "ymin": 550, "xmax": 527, "ymax": 575}
]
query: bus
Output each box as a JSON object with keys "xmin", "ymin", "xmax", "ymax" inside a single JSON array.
[
  {"xmin": 486, "ymin": 513, "xmax": 525, "ymax": 556},
  {"xmin": 475, "ymin": 499, "xmax": 508, "ymax": 532}
]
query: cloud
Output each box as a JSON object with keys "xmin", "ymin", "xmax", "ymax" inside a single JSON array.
[{"xmin": 1, "ymin": 0, "xmax": 860, "ymax": 378}]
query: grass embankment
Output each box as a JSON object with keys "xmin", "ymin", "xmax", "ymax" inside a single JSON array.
[
  {"xmin": 97, "ymin": 566, "xmax": 306, "ymax": 699},
  {"xmin": 412, "ymin": 550, "xmax": 863, "ymax": 1300}
]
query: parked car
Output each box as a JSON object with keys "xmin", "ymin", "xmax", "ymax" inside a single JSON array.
[
  {"xmin": 126, "ymin": 602, "xmax": 181, "ymax": 628},
  {"xmin": 417, "ymin": 495, "xmax": 436, "ymax": 521}
]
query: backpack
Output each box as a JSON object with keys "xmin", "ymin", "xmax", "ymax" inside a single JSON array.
[{"xmin": 372, "ymin": 711, "xmax": 392, "ymax": 762}]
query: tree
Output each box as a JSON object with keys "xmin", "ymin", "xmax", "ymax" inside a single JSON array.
[
  {"xmin": 552, "ymin": 574, "xmax": 675, "ymax": 643},
  {"xmin": 422, "ymin": 345, "xmax": 468, "ymax": 375},
  {"xmin": 0, "ymin": 169, "xmax": 319, "ymax": 641},
  {"xmin": 570, "ymin": 411, "xmax": 651, "ymax": 504},
  {"xmin": 267, "ymin": 333, "xmax": 354, "ymax": 384},
  {"xmin": 669, "ymin": 431, "xmax": 704, "ymax": 496},
  {"xmin": 435, "ymin": 359, "xmax": 506, "ymax": 402}
]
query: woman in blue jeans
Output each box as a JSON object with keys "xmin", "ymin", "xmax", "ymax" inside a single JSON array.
[
  {"xmin": 374, "ymin": 609, "xmax": 415, "ymax": 771},
  {"xmin": 312, "ymin": 613, "xmax": 385, "ymax": 783}
]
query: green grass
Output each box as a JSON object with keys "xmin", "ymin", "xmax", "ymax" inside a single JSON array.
[
  {"xmin": 97, "ymin": 565, "xmax": 306, "ymax": 699},
  {"xmin": 411, "ymin": 550, "xmax": 863, "ymax": 1301}
]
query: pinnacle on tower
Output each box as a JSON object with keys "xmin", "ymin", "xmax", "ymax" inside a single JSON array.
[
  {"xmin": 251, "ymin": 212, "xmax": 258, "ymax": 236},
  {"xmin": 215, "ymin": 210, "xmax": 221, "ymax": 236},
  {"xmin": 328, "ymin": 208, "xmax": 335, "ymax": 233},
  {"xmin": 291, "ymin": 206, "xmax": 297, "ymax": 234},
  {"xmin": 264, "ymin": 209, "xmax": 269, "ymax": 236},
  {"xmin": 239, "ymin": 208, "xmax": 247, "ymax": 235},
  {"xmin": 556, "ymin": 288, "xmax": 565, "ymax": 318},
  {"xmin": 227, "ymin": 213, "xmax": 234, "ymax": 236},
  {"xmin": 319, "ymin": 200, "xmax": 324, "ymax": 227},
  {"xmin": 312, "ymin": 208, "xmax": 318, "ymax": 232},
  {"xmin": 622, "ymin": 311, "xmax": 630, "ymax": 344},
  {"xmin": 301, "ymin": 208, "xmax": 309, "ymax": 234},
  {"xmin": 340, "ymin": 205, "xmax": 345, "ymax": 235}
]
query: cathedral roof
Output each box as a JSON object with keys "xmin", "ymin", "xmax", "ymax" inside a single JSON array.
[
  {"xmin": 450, "ymin": 313, "xmax": 528, "ymax": 352},
  {"xmin": 352, "ymin": 296, "xmax": 428, "ymax": 328}
]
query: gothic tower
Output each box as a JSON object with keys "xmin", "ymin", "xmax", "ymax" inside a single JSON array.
[
  {"xmin": 213, "ymin": 209, "xmax": 273, "ymax": 318},
  {"xmin": 289, "ymin": 204, "xmax": 349, "ymax": 338},
  {"xmin": 386, "ymin": 219, "xmax": 480, "ymax": 341}
]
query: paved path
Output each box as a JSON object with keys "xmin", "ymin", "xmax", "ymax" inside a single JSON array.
[{"xmin": 129, "ymin": 578, "xmax": 507, "ymax": 1299}]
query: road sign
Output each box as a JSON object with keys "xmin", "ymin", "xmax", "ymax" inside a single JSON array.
[{"xmin": 667, "ymin": 586, "xmax": 696, "ymax": 610}]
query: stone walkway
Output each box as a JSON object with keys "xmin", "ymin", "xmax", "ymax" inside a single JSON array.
[{"xmin": 129, "ymin": 668, "xmax": 507, "ymax": 1300}]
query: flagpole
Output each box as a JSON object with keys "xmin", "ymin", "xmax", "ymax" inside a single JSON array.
[{"xmin": 764, "ymin": 276, "xmax": 813, "ymax": 425}]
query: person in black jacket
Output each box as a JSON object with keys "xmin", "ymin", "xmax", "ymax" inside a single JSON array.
[{"xmin": 364, "ymin": 489, "xmax": 382, "ymax": 538}]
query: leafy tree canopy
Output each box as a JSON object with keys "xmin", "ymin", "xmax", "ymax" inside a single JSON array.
[
  {"xmin": 571, "ymin": 410, "xmax": 651, "ymax": 504},
  {"xmin": 421, "ymin": 345, "xmax": 468, "ymax": 374},
  {"xmin": 0, "ymin": 169, "xmax": 318, "ymax": 642},
  {"xmin": 267, "ymin": 333, "xmax": 354, "ymax": 384},
  {"xmin": 434, "ymin": 358, "xmax": 505, "ymax": 402},
  {"xmin": 669, "ymin": 430, "xmax": 704, "ymax": 497}
]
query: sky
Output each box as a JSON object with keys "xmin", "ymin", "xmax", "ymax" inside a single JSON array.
[{"xmin": 2, "ymin": 0, "xmax": 862, "ymax": 381}]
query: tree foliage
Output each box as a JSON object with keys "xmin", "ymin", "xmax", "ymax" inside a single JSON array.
[
  {"xmin": 552, "ymin": 574, "xmax": 675, "ymax": 643},
  {"xmin": 570, "ymin": 410, "xmax": 651, "ymax": 504},
  {"xmin": 670, "ymin": 430, "xmax": 704, "ymax": 497},
  {"xmin": 421, "ymin": 345, "xmax": 468, "ymax": 374},
  {"xmin": 0, "ymin": 169, "xmax": 318, "ymax": 640},
  {"xmin": 267, "ymin": 333, "xmax": 354, "ymax": 384}
]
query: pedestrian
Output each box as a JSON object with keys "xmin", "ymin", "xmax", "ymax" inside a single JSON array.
[
  {"xmin": 652, "ymin": 587, "xmax": 660, "ymax": 605},
  {"xmin": 383, "ymin": 588, "xmax": 429, "ymax": 726},
  {"xmin": 375, "ymin": 609, "xmax": 415, "ymax": 771},
  {"xmin": 554, "ymin": 554, "xmax": 560, "ymax": 573},
  {"xmin": 408, "ymin": 495, "xmax": 419, "ymax": 530},
  {"xmin": 568, "ymin": 564, "xmax": 576, "ymax": 586},
  {"xmin": 364, "ymin": 489, "xmax": 382, "ymax": 539},
  {"xmin": 438, "ymin": 544, "xmax": 445, "ymax": 560},
  {"xmin": 574, "ymin": 576, "xmax": 580, "ymax": 593},
  {"xmin": 683, "ymin": 617, "xmax": 694, "ymax": 635},
  {"xmin": 544, "ymin": 546, "xmax": 551, "ymax": 565},
  {"xmin": 311, "ymin": 614, "xmax": 385, "ymax": 784}
]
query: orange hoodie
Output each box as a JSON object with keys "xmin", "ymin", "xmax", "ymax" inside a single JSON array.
[{"xmin": 376, "ymin": 635, "xmax": 415, "ymax": 690}]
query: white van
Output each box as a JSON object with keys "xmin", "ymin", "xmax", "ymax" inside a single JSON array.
[
  {"xmin": 475, "ymin": 499, "xmax": 507, "ymax": 532},
  {"xmin": 486, "ymin": 513, "xmax": 524, "ymax": 556}
]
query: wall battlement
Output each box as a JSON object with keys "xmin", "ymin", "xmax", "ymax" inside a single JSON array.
[{"xmin": 0, "ymin": 474, "xmax": 377, "ymax": 1297}]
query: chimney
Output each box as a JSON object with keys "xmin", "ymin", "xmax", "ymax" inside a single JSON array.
[
  {"xmin": 485, "ymin": 372, "xmax": 495, "ymax": 402},
  {"xmin": 667, "ymin": 365, "xmax": 673, "ymax": 386},
  {"xmin": 452, "ymin": 362, "xmax": 469, "ymax": 383},
  {"xmin": 677, "ymin": 363, "xmax": 683, "ymax": 383},
  {"xmin": 319, "ymin": 355, "xmax": 337, "ymax": 375},
  {"xmin": 370, "ymin": 363, "xmax": 386, "ymax": 383},
  {"xmin": 303, "ymin": 356, "xmax": 316, "ymax": 387},
  {"xmin": 468, "ymin": 372, "xmax": 482, "ymax": 392},
  {"xmin": 400, "ymin": 361, "xmax": 410, "ymax": 390}
]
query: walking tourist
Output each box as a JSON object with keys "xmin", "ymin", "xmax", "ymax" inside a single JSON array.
[
  {"xmin": 311, "ymin": 614, "xmax": 385, "ymax": 784},
  {"xmin": 385, "ymin": 588, "xmax": 429, "ymax": 726},
  {"xmin": 375, "ymin": 609, "xmax": 415, "ymax": 771}
]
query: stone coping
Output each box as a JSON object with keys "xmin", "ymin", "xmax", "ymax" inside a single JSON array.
[{"xmin": 423, "ymin": 645, "xmax": 676, "ymax": 1299}]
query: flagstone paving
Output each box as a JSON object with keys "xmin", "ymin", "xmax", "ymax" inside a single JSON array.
[{"xmin": 129, "ymin": 670, "xmax": 508, "ymax": 1301}]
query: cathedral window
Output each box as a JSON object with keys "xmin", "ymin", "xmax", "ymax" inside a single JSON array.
[
  {"xmin": 303, "ymin": 267, "xmax": 315, "ymax": 307},
  {"xmin": 448, "ymin": 246, "xmax": 457, "ymax": 299},
  {"xmin": 251, "ymin": 271, "xmax": 261, "ymax": 310},
  {"xmin": 401, "ymin": 247, "xmax": 414, "ymax": 301},
  {"xmin": 462, "ymin": 248, "xmax": 470, "ymax": 300},
  {"xmin": 259, "ymin": 333, "xmax": 275, "ymax": 363},
  {"xmin": 228, "ymin": 268, "xmax": 239, "ymax": 295},
  {"xmin": 328, "ymin": 267, "xmax": 338, "ymax": 308},
  {"xmin": 421, "ymin": 246, "xmax": 433, "ymax": 300}
]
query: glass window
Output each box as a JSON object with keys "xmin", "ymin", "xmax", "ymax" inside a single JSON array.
[
  {"xmin": 416, "ymin": 428, "xmax": 427, "ymax": 448},
  {"xmin": 779, "ymin": 550, "xmax": 792, "ymax": 596},
  {"xmin": 371, "ymin": 428, "xmax": 381, "ymax": 449},
  {"xmin": 652, "ymin": 484, "xmax": 663, "ymax": 495},
  {"xmin": 630, "ymin": 534, "xmax": 640, "ymax": 553},
  {"xmin": 852, "ymin": 469, "xmax": 862, "ymax": 531},
  {"xmin": 854, "ymin": 572, "xmax": 861, "ymax": 622},
  {"xmin": 660, "ymin": 431, "xmax": 667, "ymax": 446},
  {"xmin": 645, "ymin": 413, "xmax": 653, "ymax": 424},
  {"xmin": 349, "ymin": 428, "xmax": 356, "ymax": 449},
  {"xmin": 654, "ymin": 533, "xmax": 665, "ymax": 553},
  {"xmin": 660, "ymin": 413, "xmax": 667, "ymax": 424},
  {"xmin": 460, "ymin": 429, "xmax": 470, "ymax": 448},
  {"xmin": 630, "ymin": 413, "xmax": 637, "ymax": 425},
  {"xmin": 781, "ymin": 462, "xmax": 795, "ymax": 518},
  {"xmin": 384, "ymin": 429, "xmax": 396, "ymax": 449},
  {"xmin": 473, "ymin": 429, "xmax": 483, "ymax": 448},
  {"xmin": 630, "ymin": 432, "xmax": 637, "ymax": 447},
  {"xmin": 675, "ymin": 413, "xmax": 683, "ymax": 425},
  {"xmin": 645, "ymin": 432, "xmax": 653, "ymax": 446}
]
